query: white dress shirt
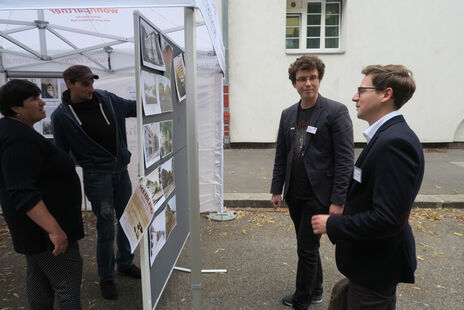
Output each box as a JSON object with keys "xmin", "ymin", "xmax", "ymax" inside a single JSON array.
[{"xmin": 363, "ymin": 111, "xmax": 401, "ymax": 143}]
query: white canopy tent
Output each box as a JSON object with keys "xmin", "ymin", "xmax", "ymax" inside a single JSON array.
[
  {"xmin": 0, "ymin": 2, "xmax": 225, "ymax": 214},
  {"xmin": 0, "ymin": 1, "xmax": 225, "ymax": 309}
]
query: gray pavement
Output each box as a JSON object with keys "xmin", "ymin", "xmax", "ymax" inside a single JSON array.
[
  {"xmin": 223, "ymin": 148, "xmax": 464, "ymax": 209},
  {"xmin": 1, "ymin": 147, "xmax": 463, "ymax": 310}
]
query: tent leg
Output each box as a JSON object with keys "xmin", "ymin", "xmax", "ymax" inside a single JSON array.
[{"xmin": 185, "ymin": 7, "xmax": 202, "ymax": 310}]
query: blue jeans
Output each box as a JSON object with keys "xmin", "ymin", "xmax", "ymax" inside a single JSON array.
[
  {"xmin": 83, "ymin": 169, "xmax": 133, "ymax": 281},
  {"xmin": 286, "ymin": 196, "xmax": 328, "ymax": 310}
]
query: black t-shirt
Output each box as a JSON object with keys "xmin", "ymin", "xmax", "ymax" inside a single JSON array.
[
  {"xmin": 65, "ymin": 91, "xmax": 117, "ymax": 157},
  {"xmin": 287, "ymin": 104, "xmax": 316, "ymax": 200}
]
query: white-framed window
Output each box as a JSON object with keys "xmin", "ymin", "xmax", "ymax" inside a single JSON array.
[{"xmin": 286, "ymin": 0, "xmax": 343, "ymax": 53}]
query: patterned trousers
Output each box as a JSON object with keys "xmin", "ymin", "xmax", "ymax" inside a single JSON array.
[{"xmin": 25, "ymin": 241, "xmax": 83, "ymax": 310}]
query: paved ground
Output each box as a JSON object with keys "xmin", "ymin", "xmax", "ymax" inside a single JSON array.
[
  {"xmin": 223, "ymin": 148, "xmax": 464, "ymax": 208},
  {"xmin": 1, "ymin": 147, "xmax": 463, "ymax": 309},
  {"xmin": 1, "ymin": 208, "xmax": 463, "ymax": 309}
]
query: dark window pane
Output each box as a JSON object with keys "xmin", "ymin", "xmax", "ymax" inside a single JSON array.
[
  {"xmin": 307, "ymin": 14, "xmax": 321, "ymax": 25},
  {"xmin": 286, "ymin": 16, "xmax": 300, "ymax": 27},
  {"xmin": 286, "ymin": 39, "xmax": 300, "ymax": 49},
  {"xmin": 307, "ymin": 26, "xmax": 321, "ymax": 37},
  {"xmin": 325, "ymin": 38, "xmax": 339, "ymax": 48},
  {"xmin": 326, "ymin": 3, "xmax": 339, "ymax": 14},
  {"xmin": 286, "ymin": 27, "xmax": 299, "ymax": 37},
  {"xmin": 325, "ymin": 15, "xmax": 338, "ymax": 26},
  {"xmin": 326, "ymin": 14, "xmax": 339, "ymax": 25},
  {"xmin": 325, "ymin": 26, "xmax": 339, "ymax": 37},
  {"xmin": 307, "ymin": 38, "xmax": 320, "ymax": 49},
  {"xmin": 307, "ymin": 2, "xmax": 321, "ymax": 13}
]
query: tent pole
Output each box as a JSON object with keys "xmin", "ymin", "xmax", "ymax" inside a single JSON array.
[
  {"xmin": 133, "ymin": 11, "xmax": 152, "ymax": 310},
  {"xmin": 36, "ymin": 10, "xmax": 48, "ymax": 60},
  {"xmin": 185, "ymin": 6, "xmax": 202, "ymax": 310}
]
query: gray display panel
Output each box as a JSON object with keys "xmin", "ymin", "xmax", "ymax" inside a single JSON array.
[{"xmin": 135, "ymin": 12, "xmax": 189, "ymax": 309}]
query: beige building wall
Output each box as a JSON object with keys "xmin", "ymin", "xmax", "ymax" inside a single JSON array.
[{"xmin": 226, "ymin": 0, "xmax": 464, "ymax": 143}]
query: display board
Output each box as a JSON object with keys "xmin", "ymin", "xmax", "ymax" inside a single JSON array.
[{"xmin": 133, "ymin": 12, "xmax": 190, "ymax": 309}]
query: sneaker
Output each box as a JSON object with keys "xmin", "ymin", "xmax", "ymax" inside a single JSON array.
[
  {"xmin": 282, "ymin": 294, "xmax": 293, "ymax": 307},
  {"xmin": 100, "ymin": 280, "xmax": 117, "ymax": 300},
  {"xmin": 282, "ymin": 293, "xmax": 323, "ymax": 306},
  {"xmin": 311, "ymin": 294, "xmax": 323, "ymax": 304},
  {"xmin": 118, "ymin": 264, "xmax": 141, "ymax": 279}
]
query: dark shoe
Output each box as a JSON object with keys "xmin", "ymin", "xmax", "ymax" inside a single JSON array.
[
  {"xmin": 100, "ymin": 280, "xmax": 118, "ymax": 300},
  {"xmin": 282, "ymin": 294, "xmax": 293, "ymax": 307},
  {"xmin": 283, "ymin": 293, "xmax": 323, "ymax": 306},
  {"xmin": 311, "ymin": 294, "xmax": 323, "ymax": 304},
  {"xmin": 118, "ymin": 264, "xmax": 141, "ymax": 279}
]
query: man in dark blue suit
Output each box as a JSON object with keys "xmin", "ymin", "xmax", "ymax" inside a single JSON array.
[
  {"xmin": 271, "ymin": 55, "xmax": 354, "ymax": 310},
  {"xmin": 312, "ymin": 65, "xmax": 424, "ymax": 310}
]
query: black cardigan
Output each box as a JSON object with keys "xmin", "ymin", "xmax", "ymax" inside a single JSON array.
[{"xmin": 0, "ymin": 118, "xmax": 84, "ymax": 254}]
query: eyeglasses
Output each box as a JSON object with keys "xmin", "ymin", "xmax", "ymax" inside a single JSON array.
[
  {"xmin": 296, "ymin": 76, "xmax": 319, "ymax": 83},
  {"xmin": 357, "ymin": 87, "xmax": 382, "ymax": 97}
]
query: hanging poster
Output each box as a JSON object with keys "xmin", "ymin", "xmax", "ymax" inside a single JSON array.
[
  {"xmin": 149, "ymin": 208, "xmax": 166, "ymax": 266},
  {"xmin": 160, "ymin": 120, "xmax": 173, "ymax": 158},
  {"xmin": 41, "ymin": 78, "xmax": 59, "ymax": 99},
  {"xmin": 141, "ymin": 70, "xmax": 161, "ymax": 115},
  {"xmin": 157, "ymin": 74, "xmax": 173, "ymax": 113},
  {"xmin": 173, "ymin": 54, "xmax": 186, "ymax": 102},
  {"xmin": 120, "ymin": 183, "xmax": 155, "ymax": 253},
  {"xmin": 143, "ymin": 122, "xmax": 161, "ymax": 168},
  {"xmin": 161, "ymin": 36, "xmax": 173, "ymax": 79},
  {"xmin": 145, "ymin": 167, "xmax": 165, "ymax": 212},
  {"xmin": 165, "ymin": 195, "xmax": 177, "ymax": 240},
  {"xmin": 140, "ymin": 18, "xmax": 166, "ymax": 71},
  {"xmin": 160, "ymin": 158, "xmax": 175, "ymax": 199}
]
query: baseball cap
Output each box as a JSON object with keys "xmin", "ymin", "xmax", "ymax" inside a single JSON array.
[{"xmin": 63, "ymin": 65, "xmax": 99, "ymax": 82}]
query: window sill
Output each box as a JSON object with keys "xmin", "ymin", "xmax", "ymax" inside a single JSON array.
[{"xmin": 285, "ymin": 49, "xmax": 346, "ymax": 55}]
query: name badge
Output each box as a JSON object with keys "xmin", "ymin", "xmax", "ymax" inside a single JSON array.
[
  {"xmin": 353, "ymin": 166, "xmax": 362, "ymax": 183},
  {"xmin": 306, "ymin": 125, "xmax": 317, "ymax": 134}
]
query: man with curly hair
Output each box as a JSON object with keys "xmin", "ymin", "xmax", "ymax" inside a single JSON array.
[{"xmin": 271, "ymin": 55, "xmax": 354, "ymax": 310}]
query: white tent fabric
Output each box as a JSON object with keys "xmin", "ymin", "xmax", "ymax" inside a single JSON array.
[
  {"xmin": 0, "ymin": 6, "xmax": 220, "ymax": 73},
  {"xmin": 0, "ymin": 4, "xmax": 225, "ymax": 214}
]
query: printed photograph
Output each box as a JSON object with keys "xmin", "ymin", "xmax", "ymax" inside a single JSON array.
[
  {"xmin": 165, "ymin": 195, "xmax": 177, "ymax": 239},
  {"xmin": 141, "ymin": 70, "xmax": 161, "ymax": 115},
  {"xmin": 149, "ymin": 209, "xmax": 167, "ymax": 266},
  {"xmin": 41, "ymin": 78, "xmax": 59, "ymax": 99},
  {"xmin": 157, "ymin": 74, "xmax": 173, "ymax": 113},
  {"xmin": 160, "ymin": 120, "xmax": 173, "ymax": 158},
  {"xmin": 161, "ymin": 36, "xmax": 173, "ymax": 79},
  {"xmin": 42, "ymin": 118, "xmax": 53, "ymax": 136},
  {"xmin": 173, "ymin": 54, "xmax": 186, "ymax": 101},
  {"xmin": 160, "ymin": 158, "xmax": 175, "ymax": 198},
  {"xmin": 140, "ymin": 18, "xmax": 165, "ymax": 71},
  {"xmin": 143, "ymin": 122, "xmax": 160, "ymax": 168},
  {"xmin": 58, "ymin": 79, "xmax": 67, "ymax": 97},
  {"xmin": 145, "ymin": 167, "xmax": 164, "ymax": 212}
]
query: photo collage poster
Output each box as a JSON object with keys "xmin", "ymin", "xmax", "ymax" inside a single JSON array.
[
  {"xmin": 7, "ymin": 77, "xmax": 67, "ymax": 138},
  {"xmin": 138, "ymin": 16, "xmax": 180, "ymax": 265}
]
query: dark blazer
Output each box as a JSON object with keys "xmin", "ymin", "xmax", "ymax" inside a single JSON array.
[
  {"xmin": 326, "ymin": 115, "xmax": 425, "ymax": 289},
  {"xmin": 270, "ymin": 94, "xmax": 354, "ymax": 206}
]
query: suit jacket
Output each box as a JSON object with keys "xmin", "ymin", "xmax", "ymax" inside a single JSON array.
[
  {"xmin": 326, "ymin": 115, "xmax": 424, "ymax": 289},
  {"xmin": 270, "ymin": 94, "xmax": 354, "ymax": 206}
]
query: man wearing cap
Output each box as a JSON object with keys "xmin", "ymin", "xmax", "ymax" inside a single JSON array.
[{"xmin": 51, "ymin": 65, "xmax": 139, "ymax": 300}]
